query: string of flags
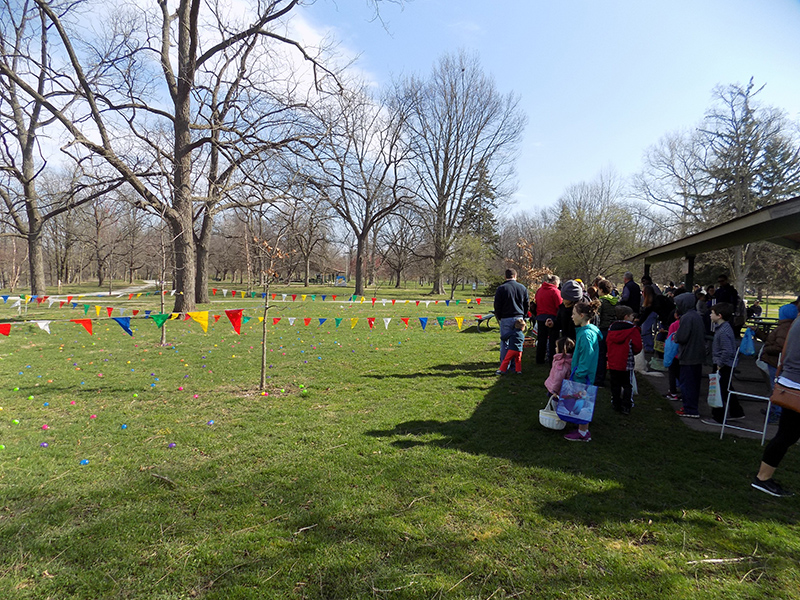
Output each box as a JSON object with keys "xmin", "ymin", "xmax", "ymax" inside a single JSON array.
[{"xmin": 0, "ymin": 309, "xmax": 480, "ymax": 337}]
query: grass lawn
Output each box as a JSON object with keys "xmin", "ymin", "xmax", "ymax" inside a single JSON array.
[{"xmin": 1, "ymin": 291, "xmax": 799, "ymax": 599}]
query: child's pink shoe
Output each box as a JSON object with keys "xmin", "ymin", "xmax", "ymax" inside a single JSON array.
[{"xmin": 564, "ymin": 430, "xmax": 591, "ymax": 442}]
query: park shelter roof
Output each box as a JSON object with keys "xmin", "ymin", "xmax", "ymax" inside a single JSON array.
[{"xmin": 626, "ymin": 195, "xmax": 800, "ymax": 267}]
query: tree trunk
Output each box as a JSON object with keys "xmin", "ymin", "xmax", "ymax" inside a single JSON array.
[
  {"xmin": 353, "ymin": 234, "xmax": 368, "ymax": 296},
  {"xmin": 195, "ymin": 209, "xmax": 213, "ymax": 304},
  {"xmin": 27, "ymin": 220, "xmax": 46, "ymax": 295},
  {"xmin": 304, "ymin": 255, "xmax": 310, "ymax": 287}
]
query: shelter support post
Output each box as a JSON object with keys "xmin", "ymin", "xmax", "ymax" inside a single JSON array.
[{"xmin": 684, "ymin": 255, "xmax": 695, "ymax": 290}]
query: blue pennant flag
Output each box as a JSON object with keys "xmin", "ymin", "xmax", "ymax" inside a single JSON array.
[
  {"xmin": 419, "ymin": 317, "xmax": 428, "ymax": 331},
  {"xmin": 319, "ymin": 318, "xmax": 327, "ymax": 326},
  {"xmin": 112, "ymin": 317, "xmax": 133, "ymax": 336}
]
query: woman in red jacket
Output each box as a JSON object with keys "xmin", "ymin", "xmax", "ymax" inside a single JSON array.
[{"xmin": 534, "ymin": 274, "xmax": 562, "ymax": 364}]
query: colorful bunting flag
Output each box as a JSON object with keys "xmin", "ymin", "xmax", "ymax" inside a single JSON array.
[
  {"xmin": 367, "ymin": 317, "xmax": 375, "ymax": 329},
  {"xmin": 281, "ymin": 294, "xmax": 287, "ymax": 301},
  {"xmin": 445, "ymin": 300, "xmax": 450, "ymax": 306},
  {"xmin": 242, "ymin": 316, "xmax": 251, "ymax": 325},
  {"xmin": 303, "ymin": 318, "xmax": 311, "ymax": 326},
  {"xmin": 415, "ymin": 301, "xmax": 420, "ymax": 306},
  {"xmin": 0, "ymin": 323, "xmax": 10, "ymax": 336},
  {"xmin": 106, "ymin": 306, "xmax": 113, "ymax": 317},
  {"xmin": 71, "ymin": 319, "xmax": 93, "ymax": 335},
  {"xmin": 151, "ymin": 313, "xmax": 170, "ymax": 328},
  {"xmin": 113, "ymin": 317, "xmax": 133, "ymax": 336},
  {"xmin": 335, "ymin": 318, "xmax": 342, "ymax": 328},
  {"xmin": 383, "ymin": 318, "xmax": 391, "ymax": 329},
  {"xmin": 273, "ymin": 318, "xmax": 281, "ymax": 325},
  {"xmin": 223, "ymin": 289, "xmax": 229, "ymax": 297},
  {"xmin": 83, "ymin": 304, "xmax": 90, "ymax": 315},
  {"xmin": 476, "ymin": 298, "xmax": 481, "ymax": 305},
  {"xmin": 292, "ymin": 295, "xmax": 297, "ymax": 301},
  {"xmin": 392, "ymin": 299, "xmax": 396, "ymax": 305},
  {"xmin": 351, "ymin": 317, "xmax": 359, "ymax": 329},
  {"xmin": 225, "ymin": 309, "xmax": 243, "ymax": 334},
  {"xmin": 95, "ymin": 305, "xmax": 101, "ymax": 317},
  {"xmin": 455, "ymin": 317, "xmax": 464, "ymax": 330},
  {"xmin": 66, "ymin": 296, "xmax": 73, "ymax": 303},
  {"xmin": 311, "ymin": 295, "xmax": 316, "ymax": 301},
  {"xmin": 332, "ymin": 295, "xmax": 337, "ymax": 301},
  {"xmin": 133, "ymin": 310, "xmax": 139, "ymax": 316},
  {"xmin": 419, "ymin": 317, "xmax": 428, "ymax": 330},
  {"xmin": 401, "ymin": 317, "xmax": 409, "ymax": 328},
  {"xmin": 301, "ymin": 295, "xmax": 307, "ymax": 301},
  {"xmin": 371, "ymin": 298, "xmax": 376, "ymax": 307},
  {"xmin": 322, "ymin": 295, "xmax": 327, "ymax": 301},
  {"xmin": 288, "ymin": 317, "xmax": 296, "ymax": 326},
  {"xmin": 212, "ymin": 288, "xmax": 218, "ymax": 295},
  {"xmin": 318, "ymin": 318, "xmax": 327, "ymax": 326},
  {"xmin": 187, "ymin": 311, "xmax": 209, "ymax": 332},
  {"xmin": 437, "ymin": 316, "xmax": 446, "ymax": 329},
  {"xmin": 33, "ymin": 321, "xmax": 51, "ymax": 334},
  {"xmin": 213, "ymin": 314, "xmax": 221, "ymax": 322}
]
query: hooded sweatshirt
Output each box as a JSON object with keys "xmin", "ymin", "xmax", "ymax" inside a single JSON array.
[
  {"xmin": 674, "ymin": 292, "xmax": 706, "ymax": 365},
  {"xmin": 761, "ymin": 304, "xmax": 800, "ymax": 368},
  {"xmin": 545, "ymin": 352, "xmax": 573, "ymax": 395},
  {"xmin": 606, "ymin": 320, "xmax": 643, "ymax": 371},
  {"xmin": 598, "ymin": 294, "xmax": 620, "ymax": 330}
]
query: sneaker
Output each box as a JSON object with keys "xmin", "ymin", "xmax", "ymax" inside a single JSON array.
[
  {"xmin": 495, "ymin": 370, "xmax": 504, "ymax": 375},
  {"xmin": 564, "ymin": 430, "xmax": 591, "ymax": 442},
  {"xmin": 700, "ymin": 418, "xmax": 722, "ymax": 426},
  {"xmin": 728, "ymin": 414, "xmax": 746, "ymax": 421},
  {"xmin": 665, "ymin": 393, "xmax": 680, "ymax": 401},
  {"xmin": 676, "ymin": 408, "xmax": 700, "ymax": 418},
  {"xmin": 620, "ymin": 407, "xmax": 631, "ymax": 416},
  {"xmin": 751, "ymin": 476, "xmax": 794, "ymax": 497}
]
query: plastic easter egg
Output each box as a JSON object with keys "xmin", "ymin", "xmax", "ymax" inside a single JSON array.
[
  {"xmin": 121, "ymin": 424, "xmax": 127, "ymax": 429},
  {"xmin": 43, "ymin": 402, "xmax": 49, "ymax": 407},
  {"xmin": 207, "ymin": 420, "xmax": 214, "ymax": 426},
  {"xmin": 41, "ymin": 424, "xmax": 49, "ymax": 430},
  {"xmin": 168, "ymin": 443, "xmax": 176, "ymax": 448},
  {"xmin": 40, "ymin": 442, "xmax": 48, "ymax": 448},
  {"xmin": 80, "ymin": 459, "xmax": 89, "ymax": 465}
]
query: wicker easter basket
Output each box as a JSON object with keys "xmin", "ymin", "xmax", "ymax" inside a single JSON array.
[{"xmin": 539, "ymin": 396, "xmax": 566, "ymax": 430}]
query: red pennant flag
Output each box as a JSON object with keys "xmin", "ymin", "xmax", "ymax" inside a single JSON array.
[
  {"xmin": 225, "ymin": 309, "xmax": 243, "ymax": 334},
  {"xmin": 476, "ymin": 315, "xmax": 482, "ymax": 320},
  {"xmin": 59, "ymin": 301, "xmax": 65, "ymax": 308},
  {"xmin": 212, "ymin": 288, "xmax": 217, "ymax": 295},
  {"xmin": 271, "ymin": 294, "xmax": 276, "ymax": 300},
  {"xmin": 184, "ymin": 314, "xmax": 192, "ymax": 321},
  {"xmin": 0, "ymin": 323, "xmax": 10, "ymax": 336},
  {"xmin": 163, "ymin": 291, "xmax": 168, "ymax": 295},
  {"xmin": 332, "ymin": 295, "xmax": 337, "ymax": 301},
  {"xmin": 367, "ymin": 317, "xmax": 375, "ymax": 329},
  {"xmin": 303, "ymin": 318, "xmax": 312, "ymax": 326},
  {"xmin": 371, "ymin": 298, "xmax": 376, "ymax": 306},
  {"xmin": 106, "ymin": 307, "xmax": 113, "ymax": 317},
  {"xmin": 415, "ymin": 300, "xmax": 420, "ymax": 306},
  {"xmin": 272, "ymin": 317, "xmax": 281, "ymax": 325},
  {"xmin": 292, "ymin": 294, "xmax": 297, "ymax": 301},
  {"xmin": 71, "ymin": 319, "xmax": 93, "ymax": 335},
  {"xmin": 401, "ymin": 317, "xmax": 409, "ymax": 328},
  {"xmin": 476, "ymin": 298, "xmax": 481, "ymax": 305},
  {"xmin": 132, "ymin": 310, "xmax": 139, "ymax": 316},
  {"xmin": 435, "ymin": 300, "xmax": 439, "ymax": 304},
  {"xmin": 43, "ymin": 295, "xmax": 49, "ymax": 301},
  {"xmin": 128, "ymin": 294, "xmax": 133, "ymax": 300},
  {"xmin": 67, "ymin": 296, "xmax": 73, "ymax": 303},
  {"xmin": 213, "ymin": 314, "xmax": 221, "ymax": 322},
  {"xmin": 36, "ymin": 297, "xmax": 44, "ymax": 304},
  {"xmin": 392, "ymin": 299, "xmax": 396, "ymax": 305}
]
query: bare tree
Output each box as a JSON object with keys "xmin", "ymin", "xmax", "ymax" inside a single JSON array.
[{"xmin": 400, "ymin": 50, "xmax": 525, "ymax": 294}]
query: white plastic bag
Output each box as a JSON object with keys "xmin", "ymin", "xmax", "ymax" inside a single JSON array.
[{"xmin": 707, "ymin": 373, "xmax": 723, "ymax": 408}]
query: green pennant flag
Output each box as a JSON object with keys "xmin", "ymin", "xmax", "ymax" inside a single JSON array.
[
  {"xmin": 83, "ymin": 304, "xmax": 90, "ymax": 315},
  {"xmin": 251, "ymin": 291, "xmax": 256, "ymax": 298},
  {"xmin": 311, "ymin": 295, "xmax": 316, "ymax": 301},
  {"xmin": 437, "ymin": 316, "xmax": 446, "ymax": 329},
  {"xmin": 455, "ymin": 300, "xmax": 460, "ymax": 305},
  {"xmin": 335, "ymin": 318, "xmax": 343, "ymax": 328},
  {"xmin": 151, "ymin": 313, "xmax": 170, "ymax": 328},
  {"xmin": 242, "ymin": 316, "xmax": 251, "ymax": 324}
]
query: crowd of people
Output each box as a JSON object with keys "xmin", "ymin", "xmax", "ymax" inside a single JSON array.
[{"xmin": 493, "ymin": 268, "xmax": 800, "ymax": 498}]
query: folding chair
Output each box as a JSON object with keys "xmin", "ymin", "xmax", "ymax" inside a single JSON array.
[{"xmin": 720, "ymin": 347, "xmax": 773, "ymax": 445}]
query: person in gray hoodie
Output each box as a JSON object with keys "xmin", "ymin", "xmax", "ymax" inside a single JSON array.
[{"xmin": 674, "ymin": 292, "xmax": 706, "ymax": 417}]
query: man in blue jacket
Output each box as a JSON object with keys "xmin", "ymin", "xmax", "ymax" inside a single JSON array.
[{"xmin": 494, "ymin": 269, "xmax": 529, "ymax": 370}]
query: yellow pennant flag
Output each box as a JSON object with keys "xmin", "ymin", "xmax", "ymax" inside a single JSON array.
[
  {"xmin": 187, "ymin": 311, "xmax": 209, "ymax": 333},
  {"xmin": 466, "ymin": 299, "xmax": 471, "ymax": 305},
  {"xmin": 136, "ymin": 293, "xmax": 142, "ymax": 298},
  {"xmin": 360, "ymin": 296, "xmax": 365, "ymax": 303},
  {"xmin": 350, "ymin": 317, "xmax": 359, "ymax": 329},
  {"xmin": 455, "ymin": 316, "xmax": 464, "ymax": 330},
  {"xmin": 95, "ymin": 305, "xmax": 101, "ymax": 316},
  {"xmin": 258, "ymin": 316, "xmax": 264, "ymax": 322},
  {"xmin": 169, "ymin": 313, "xmax": 180, "ymax": 320},
  {"xmin": 301, "ymin": 295, "xmax": 307, "ymax": 301}
]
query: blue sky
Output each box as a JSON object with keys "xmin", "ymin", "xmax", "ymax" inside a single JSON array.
[{"xmin": 296, "ymin": 0, "xmax": 800, "ymax": 213}]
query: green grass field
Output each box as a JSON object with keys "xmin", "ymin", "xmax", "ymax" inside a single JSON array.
[{"xmin": 1, "ymin": 288, "xmax": 799, "ymax": 599}]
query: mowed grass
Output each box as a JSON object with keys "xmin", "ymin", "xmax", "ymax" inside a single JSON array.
[{"xmin": 0, "ymin": 292, "xmax": 799, "ymax": 599}]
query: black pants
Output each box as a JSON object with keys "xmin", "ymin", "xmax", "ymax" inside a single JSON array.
[
  {"xmin": 711, "ymin": 364, "xmax": 744, "ymax": 422},
  {"xmin": 668, "ymin": 357, "xmax": 681, "ymax": 394},
  {"xmin": 609, "ymin": 369, "xmax": 632, "ymax": 411},
  {"xmin": 536, "ymin": 318, "xmax": 556, "ymax": 364},
  {"xmin": 763, "ymin": 406, "xmax": 800, "ymax": 468},
  {"xmin": 595, "ymin": 329, "xmax": 608, "ymax": 385}
]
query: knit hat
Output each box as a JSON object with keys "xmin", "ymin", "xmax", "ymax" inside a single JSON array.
[
  {"xmin": 779, "ymin": 303, "xmax": 799, "ymax": 321},
  {"xmin": 561, "ymin": 280, "xmax": 583, "ymax": 302}
]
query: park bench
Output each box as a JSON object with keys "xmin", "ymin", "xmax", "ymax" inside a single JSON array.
[{"xmin": 476, "ymin": 312, "xmax": 495, "ymax": 331}]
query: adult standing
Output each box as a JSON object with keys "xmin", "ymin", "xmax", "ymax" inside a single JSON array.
[
  {"xmin": 534, "ymin": 274, "xmax": 562, "ymax": 364},
  {"xmin": 619, "ymin": 272, "xmax": 641, "ymax": 315},
  {"xmin": 752, "ymin": 314, "xmax": 800, "ymax": 497},
  {"xmin": 714, "ymin": 274, "xmax": 739, "ymax": 305},
  {"xmin": 546, "ymin": 279, "xmax": 586, "ymax": 343},
  {"xmin": 494, "ymin": 268, "xmax": 529, "ymax": 370}
]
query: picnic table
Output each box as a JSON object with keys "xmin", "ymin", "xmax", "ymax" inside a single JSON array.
[
  {"xmin": 748, "ymin": 316, "xmax": 780, "ymax": 333},
  {"xmin": 476, "ymin": 312, "xmax": 495, "ymax": 331}
]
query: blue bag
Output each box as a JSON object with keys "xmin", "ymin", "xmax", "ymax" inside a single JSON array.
[
  {"xmin": 556, "ymin": 377, "xmax": 598, "ymax": 425},
  {"xmin": 739, "ymin": 327, "xmax": 755, "ymax": 356},
  {"xmin": 663, "ymin": 332, "xmax": 679, "ymax": 367}
]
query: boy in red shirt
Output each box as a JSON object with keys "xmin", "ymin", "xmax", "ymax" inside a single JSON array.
[{"xmin": 605, "ymin": 305, "xmax": 643, "ymax": 415}]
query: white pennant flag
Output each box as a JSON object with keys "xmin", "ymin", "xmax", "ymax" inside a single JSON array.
[
  {"xmin": 48, "ymin": 299, "xmax": 57, "ymax": 308},
  {"xmin": 34, "ymin": 320, "xmax": 52, "ymax": 334},
  {"xmin": 281, "ymin": 294, "xmax": 287, "ymax": 301},
  {"xmin": 381, "ymin": 299, "xmax": 387, "ymax": 306},
  {"xmin": 119, "ymin": 308, "xmax": 126, "ymax": 315},
  {"xmin": 170, "ymin": 289, "xmax": 176, "ymax": 296},
  {"xmin": 11, "ymin": 299, "xmax": 21, "ymax": 308},
  {"xmin": 287, "ymin": 317, "xmax": 296, "ymax": 325},
  {"xmin": 424, "ymin": 301, "xmax": 431, "ymax": 307},
  {"xmin": 222, "ymin": 289, "xmax": 229, "ymax": 297},
  {"xmin": 383, "ymin": 317, "xmax": 391, "ymax": 329}
]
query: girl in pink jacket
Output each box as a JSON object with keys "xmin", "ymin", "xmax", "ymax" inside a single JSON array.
[{"xmin": 544, "ymin": 337, "xmax": 576, "ymax": 397}]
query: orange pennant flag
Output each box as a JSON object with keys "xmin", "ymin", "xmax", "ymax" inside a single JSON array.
[
  {"xmin": 128, "ymin": 294, "xmax": 133, "ymax": 300},
  {"xmin": 71, "ymin": 319, "xmax": 93, "ymax": 335},
  {"xmin": 67, "ymin": 296, "xmax": 73, "ymax": 303},
  {"xmin": 214, "ymin": 314, "xmax": 221, "ymax": 322}
]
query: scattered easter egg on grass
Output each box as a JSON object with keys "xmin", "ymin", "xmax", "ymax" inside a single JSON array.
[
  {"xmin": 121, "ymin": 424, "xmax": 127, "ymax": 429},
  {"xmin": 80, "ymin": 459, "xmax": 89, "ymax": 465},
  {"xmin": 41, "ymin": 424, "xmax": 49, "ymax": 430},
  {"xmin": 168, "ymin": 443, "xmax": 176, "ymax": 449},
  {"xmin": 40, "ymin": 442, "xmax": 48, "ymax": 448}
]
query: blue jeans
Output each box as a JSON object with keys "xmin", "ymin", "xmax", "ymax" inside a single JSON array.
[
  {"xmin": 499, "ymin": 317, "xmax": 519, "ymax": 369},
  {"xmin": 680, "ymin": 363, "xmax": 702, "ymax": 414}
]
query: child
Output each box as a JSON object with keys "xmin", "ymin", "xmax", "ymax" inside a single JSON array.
[
  {"xmin": 606, "ymin": 305, "xmax": 643, "ymax": 415},
  {"xmin": 564, "ymin": 299, "xmax": 602, "ymax": 442},
  {"xmin": 496, "ymin": 318, "xmax": 526, "ymax": 374},
  {"xmin": 544, "ymin": 337, "xmax": 575, "ymax": 398},
  {"xmin": 706, "ymin": 302, "xmax": 745, "ymax": 424},
  {"xmin": 664, "ymin": 310, "xmax": 682, "ymax": 401},
  {"xmin": 674, "ymin": 292, "xmax": 706, "ymax": 418}
]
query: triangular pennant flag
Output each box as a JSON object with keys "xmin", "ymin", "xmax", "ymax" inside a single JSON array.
[
  {"xmin": 169, "ymin": 313, "xmax": 180, "ymax": 320},
  {"xmin": 225, "ymin": 309, "xmax": 243, "ymax": 334},
  {"xmin": 258, "ymin": 317, "xmax": 264, "ymax": 322},
  {"xmin": 66, "ymin": 296, "xmax": 73, "ymax": 303},
  {"xmin": 128, "ymin": 293, "xmax": 134, "ymax": 300},
  {"xmin": 445, "ymin": 300, "xmax": 450, "ymax": 306},
  {"xmin": 475, "ymin": 315, "xmax": 482, "ymax": 321},
  {"xmin": 133, "ymin": 310, "xmax": 139, "ymax": 316},
  {"xmin": 273, "ymin": 318, "xmax": 281, "ymax": 325},
  {"xmin": 170, "ymin": 289, "xmax": 176, "ymax": 296},
  {"xmin": 392, "ymin": 299, "xmax": 396, "ymax": 305},
  {"xmin": 455, "ymin": 317, "xmax": 464, "ymax": 330},
  {"xmin": 303, "ymin": 318, "xmax": 311, "ymax": 326},
  {"xmin": 301, "ymin": 295, "xmax": 307, "ymax": 301},
  {"xmin": 335, "ymin": 318, "xmax": 343, "ymax": 328},
  {"xmin": 151, "ymin": 313, "xmax": 170, "ymax": 328},
  {"xmin": 106, "ymin": 306, "xmax": 113, "ymax": 317},
  {"xmin": 119, "ymin": 308, "xmax": 126, "ymax": 316},
  {"xmin": 113, "ymin": 317, "xmax": 133, "ymax": 336},
  {"xmin": 437, "ymin": 316, "xmax": 446, "ymax": 329},
  {"xmin": 311, "ymin": 295, "xmax": 316, "ymax": 301},
  {"xmin": 322, "ymin": 295, "xmax": 326, "ymax": 301},
  {"xmin": 360, "ymin": 296, "xmax": 365, "ymax": 304},
  {"xmin": 435, "ymin": 300, "xmax": 439, "ymax": 304},
  {"xmin": 138, "ymin": 293, "xmax": 143, "ymax": 297},
  {"xmin": 48, "ymin": 298, "xmax": 56, "ymax": 308},
  {"xmin": 383, "ymin": 317, "xmax": 391, "ymax": 329},
  {"xmin": 401, "ymin": 317, "xmax": 409, "ymax": 328},
  {"xmin": 271, "ymin": 294, "xmax": 276, "ymax": 300},
  {"xmin": 350, "ymin": 317, "xmax": 359, "ymax": 329},
  {"xmin": 12, "ymin": 299, "xmax": 21, "ymax": 308},
  {"xmin": 212, "ymin": 288, "xmax": 218, "ymax": 295},
  {"xmin": 419, "ymin": 317, "xmax": 428, "ymax": 331},
  {"xmin": 288, "ymin": 317, "xmax": 296, "ymax": 326},
  {"xmin": 184, "ymin": 314, "xmax": 192, "ymax": 321},
  {"xmin": 425, "ymin": 301, "xmax": 431, "ymax": 308},
  {"xmin": 332, "ymin": 295, "xmax": 337, "ymax": 301},
  {"xmin": 476, "ymin": 298, "xmax": 481, "ymax": 305},
  {"xmin": 0, "ymin": 323, "xmax": 10, "ymax": 336},
  {"xmin": 456, "ymin": 300, "xmax": 461, "ymax": 305},
  {"xmin": 2, "ymin": 295, "xmax": 10, "ymax": 303},
  {"xmin": 144, "ymin": 310, "xmax": 151, "ymax": 317},
  {"xmin": 187, "ymin": 311, "xmax": 209, "ymax": 333},
  {"xmin": 281, "ymin": 294, "xmax": 287, "ymax": 301},
  {"xmin": 59, "ymin": 301, "xmax": 65, "ymax": 308},
  {"xmin": 83, "ymin": 304, "xmax": 90, "ymax": 315},
  {"xmin": 292, "ymin": 295, "xmax": 297, "ymax": 301},
  {"xmin": 466, "ymin": 299, "xmax": 471, "ymax": 305},
  {"xmin": 71, "ymin": 319, "xmax": 93, "ymax": 335},
  {"xmin": 415, "ymin": 301, "xmax": 420, "ymax": 306},
  {"xmin": 95, "ymin": 305, "xmax": 101, "ymax": 316},
  {"xmin": 382, "ymin": 299, "xmax": 387, "ymax": 306},
  {"xmin": 213, "ymin": 314, "xmax": 221, "ymax": 322},
  {"xmin": 261, "ymin": 293, "xmax": 266, "ymax": 298},
  {"xmin": 231, "ymin": 290, "xmax": 237, "ymax": 297},
  {"xmin": 367, "ymin": 317, "xmax": 375, "ymax": 329},
  {"xmin": 371, "ymin": 298, "xmax": 376, "ymax": 307},
  {"xmin": 251, "ymin": 292, "xmax": 256, "ymax": 298},
  {"xmin": 34, "ymin": 320, "xmax": 52, "ymax": 334},
  {"xmin": 71, "ymin": 303, "xmax": 77, "ymax": 309},
  {"xmin": 223, "ymin": 289, "xmax": 229, "ymax": 297},
  {"xmin": 318, "ymin": 318, "xmax": 327, "ymax": 326},
  {"xmin": 242, "ymin": 316, "xmax": 251, "ymax": 324}
]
